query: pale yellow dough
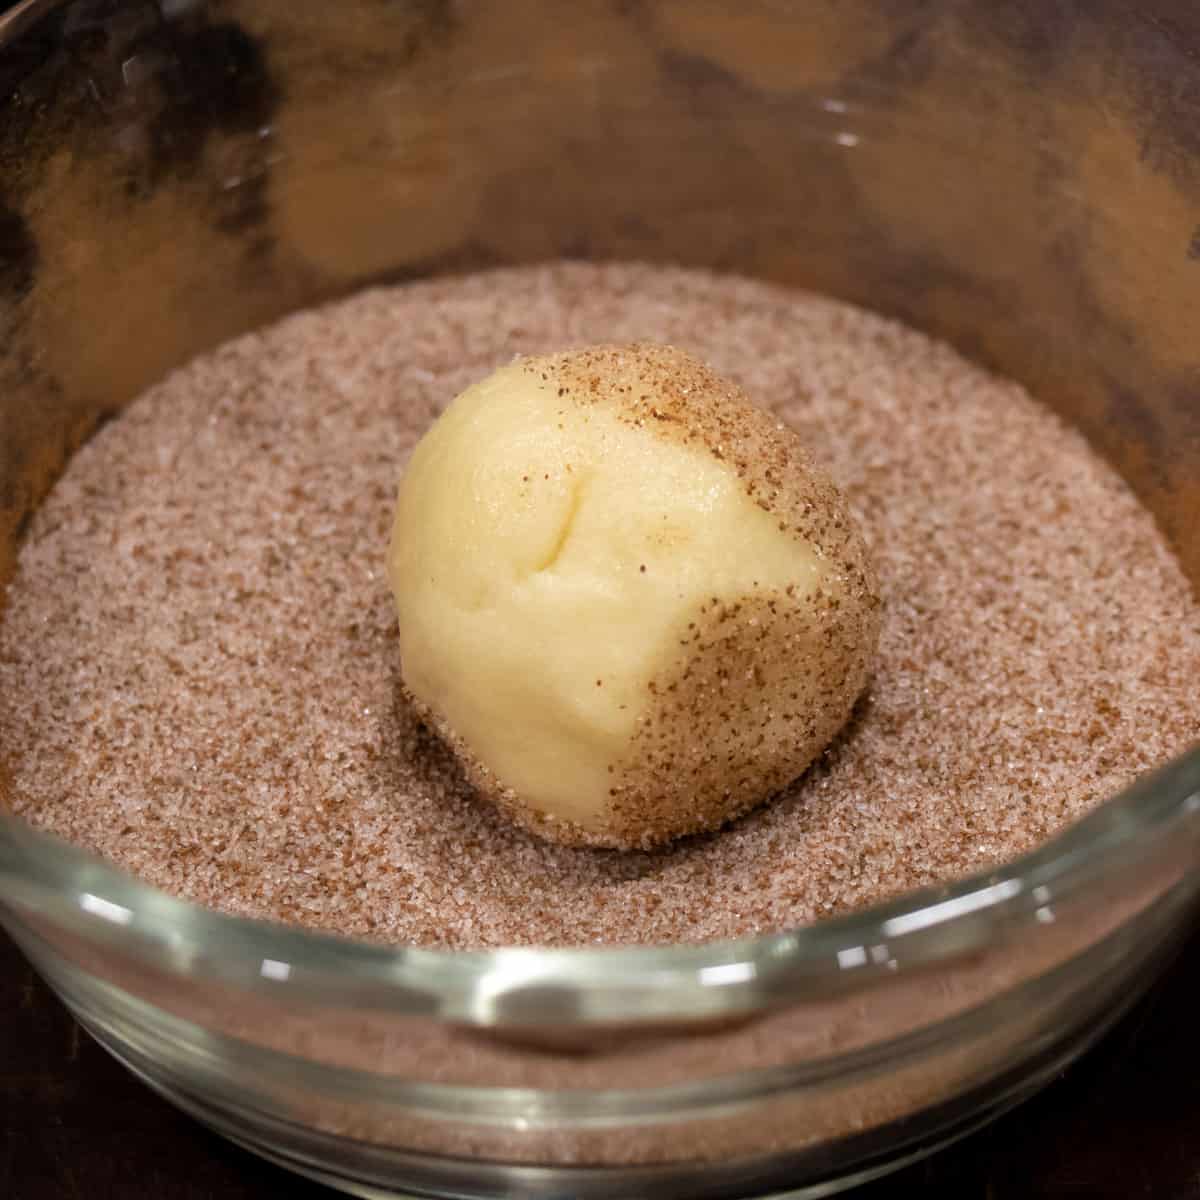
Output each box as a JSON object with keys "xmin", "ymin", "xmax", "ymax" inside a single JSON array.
[{"xmin": 388, "ymin": 344, "xmax": 879, "ymax": 848}]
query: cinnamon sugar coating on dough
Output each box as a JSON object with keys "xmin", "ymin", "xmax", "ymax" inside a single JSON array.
[
  {"xmin": 547, "ymin": 344, "xmax": 879, "ymax": 848},
  {"xmin": 541, "ymin": 343, "xmax": 871, "ymax": 576}
]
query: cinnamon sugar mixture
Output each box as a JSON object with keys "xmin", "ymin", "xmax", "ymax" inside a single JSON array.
[{"xmin": 2, "ymin": 262, "xmax": 1198, "ymax": 948}]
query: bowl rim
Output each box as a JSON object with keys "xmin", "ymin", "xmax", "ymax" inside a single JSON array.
[
  {"xmin": 0, "ymin": 0, "xmax": 62, "ymax": 45},
  {"xmin": 3, "ymin": 747, "xmax": 1198, "ymax": 1027}
]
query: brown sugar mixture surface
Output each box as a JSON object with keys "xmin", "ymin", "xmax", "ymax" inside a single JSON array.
[{"xmin": 3, "ymin": 262, "xmax": 1198, "ymax": 949}]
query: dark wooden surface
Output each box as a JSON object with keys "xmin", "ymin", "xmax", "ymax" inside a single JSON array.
[{"xmin": 1, "ymin": 924, "xmax": 1198, "ymax": 1200}]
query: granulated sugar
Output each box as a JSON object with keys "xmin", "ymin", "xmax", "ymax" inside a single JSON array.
[{"xmin": 2, "ymin": 262, "xmax": 1198, "ymax": 949}]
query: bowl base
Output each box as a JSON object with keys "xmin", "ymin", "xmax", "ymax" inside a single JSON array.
[{"xmin": 76, "ymin": 1014, "xmax": 1091, "ymax": 1200}]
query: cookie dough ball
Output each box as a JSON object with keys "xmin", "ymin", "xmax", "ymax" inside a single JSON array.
[{"xmin": 388, "ymin": 344, "xmax": 880, "ymax": 849}]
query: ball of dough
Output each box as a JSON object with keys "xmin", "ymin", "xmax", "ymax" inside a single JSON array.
[{"xmin": 388, "ymin": 343, "xmax": 880, "ymax": 849}]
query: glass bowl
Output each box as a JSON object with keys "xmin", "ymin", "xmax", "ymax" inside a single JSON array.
[{"xmin": 1, "ymin": 2, "xmax": 1199, "ymax": 1197}]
